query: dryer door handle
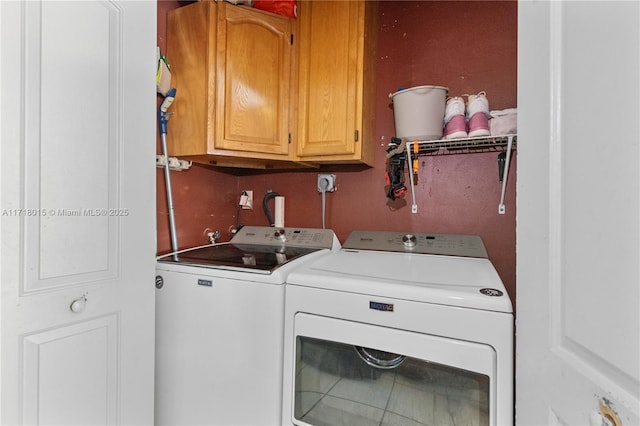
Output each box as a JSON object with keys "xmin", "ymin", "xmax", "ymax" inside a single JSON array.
[{"xmin": 354, "ymin": 346, "xmax": 406, "ymax": 370}]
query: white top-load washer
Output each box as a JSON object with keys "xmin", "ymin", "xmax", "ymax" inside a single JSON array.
[
  {"xmin": 155, "ymin": 226, "xmax": 340, "ymax": 426},
  {"xmin": 282, "ymin": 230, "xmax": 513, "ymax": 426}
]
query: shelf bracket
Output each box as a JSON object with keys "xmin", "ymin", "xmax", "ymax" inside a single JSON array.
[
  {"xmin": 498, "ymin": 135, "xmax": 514, "ymax": 214},
  {"xmin": 406, "ymin": 142, "xmax": 418, "ymax": 213},
  {"xmin": 401, "ymin": 135, "xmax": 516, "ymax": 215}
]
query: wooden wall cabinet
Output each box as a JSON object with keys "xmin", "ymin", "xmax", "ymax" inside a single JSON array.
[
  {"xmin": 167, "ymin": 1, "xmax": 306, "ymax": 169},
  {"xmin": 294, "ymin": 0, "xmax": 378, "ymax": 165}
]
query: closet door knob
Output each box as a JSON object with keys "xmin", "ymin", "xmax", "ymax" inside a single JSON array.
[{"xmin": 70, "ymin": 296, "xmax": 87, "ymax": 313}]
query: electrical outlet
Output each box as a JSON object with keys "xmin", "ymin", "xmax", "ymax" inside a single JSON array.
[
  {"xmin": 317, "ymin": 174, "xmax": 336, "ymax": 192},
  {"xmin": 241, "ymin": 190, "xmax": 253, "ymax": 209}
]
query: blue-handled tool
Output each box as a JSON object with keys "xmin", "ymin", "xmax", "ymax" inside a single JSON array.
[
  {"xmin": 158, "ymin": 88, "xmax": 179, "ymax": 259},
  {"xmin": 159, "ymin": 87, "xmax": 176, "ymax": 135}
]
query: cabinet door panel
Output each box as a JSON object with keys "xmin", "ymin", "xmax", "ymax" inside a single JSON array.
[
  {"xmin": 216, "ymin": 4, "xmax": 292, "ymax": 155},
  {"xmin": 22, "ymin": 316, "xmax": 118, "ymax": 424},
  {"xmin": 166, "ymin": 2, "xmax": 213, "ymax": 157},
  {"xmin": 296, "ymin": 1, "xmax": 360, "ymax": 157}
]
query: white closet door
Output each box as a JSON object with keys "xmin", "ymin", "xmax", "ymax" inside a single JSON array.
[
  {"xmin": 517, "ymin": 1, "xmax": 639, "ymax": 425},
  {"xmin": 1, "ymin": 1, "xmax": 156, "ymax": 424}
]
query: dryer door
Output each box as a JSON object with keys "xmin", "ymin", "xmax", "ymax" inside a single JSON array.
[{"xmin": 288, "ymin": 313, "xmax": 497, "ymax": 426}]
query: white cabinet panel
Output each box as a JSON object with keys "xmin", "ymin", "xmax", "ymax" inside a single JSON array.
[
  {"xmin": 22, "ymin": 315, "xmax": 118, "ymax": 425},
  {"xmin": 22, "ymin": 1, "xmax": 120, "ymax": 289}
]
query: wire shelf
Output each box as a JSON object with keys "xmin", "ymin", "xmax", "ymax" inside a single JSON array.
[{"xmin": 402, "ymin": 134, "xmax": 517, "ymax": 156}]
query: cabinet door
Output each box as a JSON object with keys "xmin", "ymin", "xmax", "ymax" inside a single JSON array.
[
  {"xmin": 166, "ymin": 1, "xmax": 215, "ymax": 158},
  {"xmin": 295, "ymin": 0, "xmax": 372, "ymax": 162},
  {"xmin": 215, "ymin": 3, "xmax": 292, "ymax": 155}
]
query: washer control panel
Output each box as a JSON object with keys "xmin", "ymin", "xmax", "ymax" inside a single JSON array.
[
  {"xmin": 231, "ymin": 226, "xmax": 339, "ymax": 249},
  {"xmin": 343, "ymin": 230, "xmax": 488, "ymax": 258}
]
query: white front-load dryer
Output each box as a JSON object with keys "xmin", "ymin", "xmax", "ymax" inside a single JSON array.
[{"xmin": 282, "ymin": 230, "xmax": 513, "ymax": 426}]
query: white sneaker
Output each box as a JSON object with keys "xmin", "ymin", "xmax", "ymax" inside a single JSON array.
[
  {"xmin": 466, "ymin": 91, "xmax": 490, "ymax": 119},
  {"xmin": 466, "ymin": 91, "xmax": 491, "ymax": 137},
  {"xmin": 444, "ymin": 96, "xmax": 466, "ymax": 124}
]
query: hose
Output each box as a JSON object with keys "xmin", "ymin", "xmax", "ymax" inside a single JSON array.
[{"xmin": 262, "ymin": 191, "xmax": 281, "ymax": 227}]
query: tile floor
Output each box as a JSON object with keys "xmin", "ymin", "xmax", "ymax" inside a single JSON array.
[{"xmin": 294, "ymin": 338, "xmax": 489, "ymax": 426}]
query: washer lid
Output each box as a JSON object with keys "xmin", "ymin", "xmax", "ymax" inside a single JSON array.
[
  {"xmin": 286, "ymin": 249, "xmax": 512, "ymax": 313},
  {"xmin": 157, "ymin": 243, "xmax": 323, "ymax": 274},
  {"xmin": 156, "ymin": 226, "xmax": 340, "ymax": 274}
]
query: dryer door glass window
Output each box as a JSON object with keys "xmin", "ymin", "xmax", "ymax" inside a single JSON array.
[{"xmin": 294, "ymin": 336, "xmax": 490, "ymax": 426}]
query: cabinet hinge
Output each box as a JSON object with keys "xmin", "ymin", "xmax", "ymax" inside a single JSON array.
[{"xmin": 354, "ymin": 130, "xmax": 359, "ymax": 142}]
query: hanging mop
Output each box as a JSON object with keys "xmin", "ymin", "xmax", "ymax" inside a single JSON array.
[{"xmin": 159, "ymin": 88, "xmax": 179, "ymax": 260}]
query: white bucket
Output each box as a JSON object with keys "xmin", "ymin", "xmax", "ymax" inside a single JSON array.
[{"xmin": 389, "ymin": 85, "xmax": 448, "ymax": 141}]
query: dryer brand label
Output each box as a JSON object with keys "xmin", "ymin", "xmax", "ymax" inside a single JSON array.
[
  {"xmin": 480, "ymin": 288, "xmax": 503, "ymax": 297},
  {"xmin": 369, "ymin": 301, "xmax": 394, "ymax": 312},
  {"xmin": 198, "ymin": 279, "xmax": 213, "ymax": 287}
]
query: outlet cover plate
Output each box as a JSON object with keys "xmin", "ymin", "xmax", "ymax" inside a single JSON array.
[{"xmin": 317, "ymin": 174, "xmax": 336, "ymax": 192}]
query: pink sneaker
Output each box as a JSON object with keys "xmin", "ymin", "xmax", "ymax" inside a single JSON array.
[
  {"xmin": 467, "ymin": 112, "xmax": 490, "ymax": 137},
  {"xmin": 444, "ymin": 114, "xmax": 468, "ymax": 139},
  {"xmin": 466, "ymin": 91, "xmax": 491, "ymax": 137},
  {"xmin": 443, "ymin": 97, "xmax": 467, "ymax": 139}
]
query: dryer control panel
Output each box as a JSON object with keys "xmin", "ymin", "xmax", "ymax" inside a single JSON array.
[{"xmin": 343, "ymin": 230, "xmax": 488, "ymax": 258}]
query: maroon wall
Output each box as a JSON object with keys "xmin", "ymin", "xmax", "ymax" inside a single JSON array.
[
  {"xmin": 157, "ymin": 0, "xmax": 517, "ymax": 306},
  {"xmin": 157, "ymin": 0, "xmax": 240, "ymax": 251}
]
